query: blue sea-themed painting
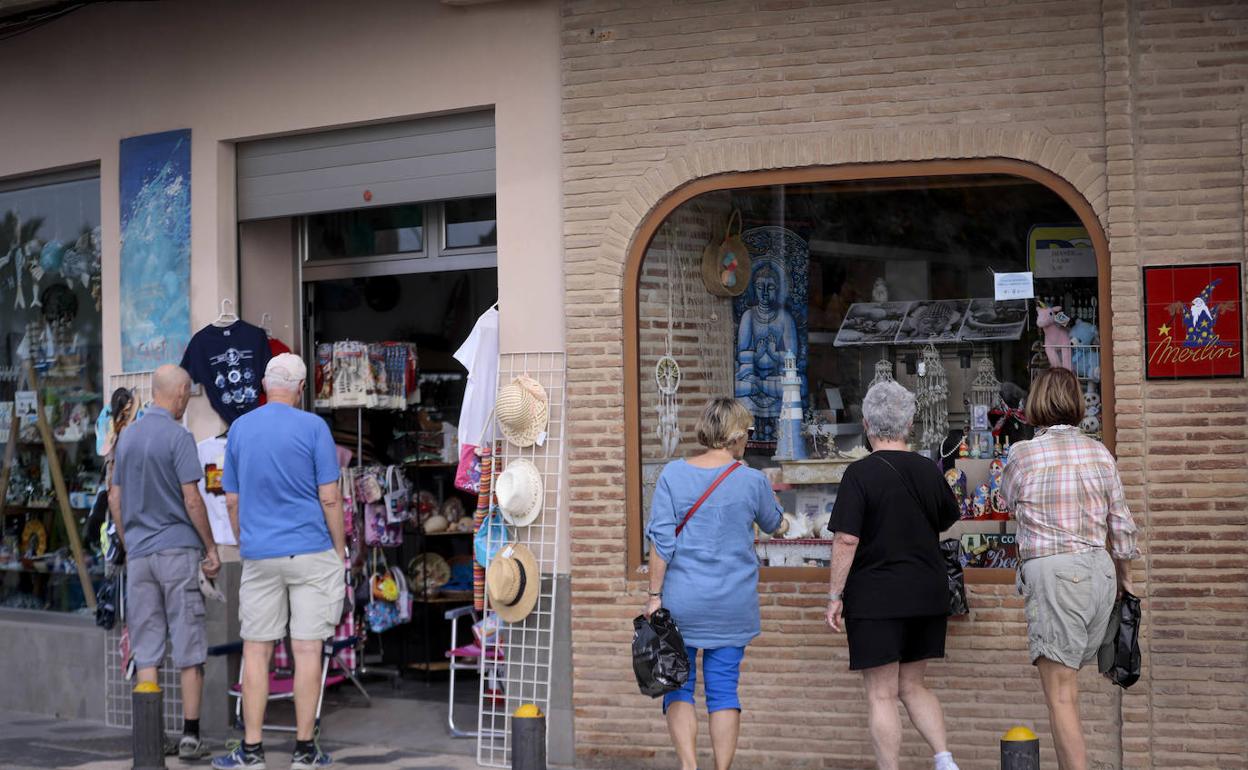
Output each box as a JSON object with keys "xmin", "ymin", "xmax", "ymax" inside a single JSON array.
[
  {"xmin": 120, "ymin": 129, "xmax": 192, "ymax": 372},
  {"xmin": 732, "ymin": 226, "xmax": 810, "ymax": 443}
]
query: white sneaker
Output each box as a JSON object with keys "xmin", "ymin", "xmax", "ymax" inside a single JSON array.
[{"xmin": 934, "ymin": 751, "xmax": 960, "ymax": 770}]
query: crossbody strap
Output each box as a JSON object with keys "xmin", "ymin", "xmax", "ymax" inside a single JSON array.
[
  {"xmin": 874, "ymin": 454, "xmax": 939, "ymax": 535},
  {"xmin": 675, "ymin": 462, "xmax": 742, "ymax": 537}
]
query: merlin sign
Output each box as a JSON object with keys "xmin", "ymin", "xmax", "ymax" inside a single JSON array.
[{"xmin": 1143, "ymin": 263, "xmax": 1243, "ymax": 380}]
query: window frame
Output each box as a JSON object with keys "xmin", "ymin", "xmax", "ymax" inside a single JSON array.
[{"xmin": 622, "ymin": 158, "xmax": 1115, "ymax": 585}]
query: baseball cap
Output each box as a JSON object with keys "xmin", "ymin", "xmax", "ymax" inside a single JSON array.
[{"xmin": 265, "ymin": 352, "xmax": 307, "ymax": 383}]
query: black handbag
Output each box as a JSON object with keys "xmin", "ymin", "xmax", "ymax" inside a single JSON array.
[
  {"xmin": 875, "ymin": 454, "xmax": 969, "ymax": 617},
  {"xmin": 632, "ymin": 609, "xmax": 690, "ymax": 697},
  {"xmin": 1098, "ymin": 591, "xmax": 1142, "ymax": 688}
]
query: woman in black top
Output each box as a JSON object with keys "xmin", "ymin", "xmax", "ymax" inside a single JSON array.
[{"xmin": 826, "ymin": 380, "xmax": 962, "ymax": 770}]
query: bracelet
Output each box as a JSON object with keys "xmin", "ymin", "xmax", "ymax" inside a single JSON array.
[{"xmin": 828, "ymin": 591, "xmax": 842, "ymax": 602}]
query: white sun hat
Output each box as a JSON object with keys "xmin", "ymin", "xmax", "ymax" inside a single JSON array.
[{"xmin": 495, "ymin": 458, "xmax": 544, "ymax": 527}]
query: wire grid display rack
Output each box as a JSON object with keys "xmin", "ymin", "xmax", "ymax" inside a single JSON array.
[
  {"xmin": 477, "ymin": 352, "xmax": 565, "ymax": 767},
  {"xmin": 103, "ymin": 370, "xmax": 185, "ymax": 732}
]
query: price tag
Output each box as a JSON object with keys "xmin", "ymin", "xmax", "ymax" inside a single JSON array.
[{"xmin": 994, "ymin": 271, "xmax": 1035, "ymax": 301}]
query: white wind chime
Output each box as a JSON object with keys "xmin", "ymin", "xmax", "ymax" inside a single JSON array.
[{"xmin": 914, "ymin": 344, "xmax": 949, "ymax": 450}]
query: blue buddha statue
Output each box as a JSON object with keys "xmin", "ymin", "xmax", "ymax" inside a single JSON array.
[{"xmin": 735, "ymin": 259, "xmax": 801, "ymax": 440}]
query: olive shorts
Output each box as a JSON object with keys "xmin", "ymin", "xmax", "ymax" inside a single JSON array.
[
  {"xmin": 240, "ymin": 549, "xmax": 344, "ymax": 642},
  {"xmin": 1018, "ymin": 549, "xmax": 1116, "ymax": 670}
]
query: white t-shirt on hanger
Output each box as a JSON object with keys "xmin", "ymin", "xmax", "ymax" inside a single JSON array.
[
  {"xmin": 196, "ymin": 436, "xmax": 237, "ymax": 546},
  {"xmin": 454, "ymin": 306, "xmax": 499, "ymax": 448}
]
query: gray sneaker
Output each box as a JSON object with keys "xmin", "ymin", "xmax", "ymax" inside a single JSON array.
[
  {"xmin": 179, "ymin": 734, "xmax": 211, "ymax": 761},
  {"xmin": 290, "ymin": 744, "xmax": 332, "ymax": 769},
  {"xmin": 163, "ymin": 734, "xmax": 180, "ymax": 756}
]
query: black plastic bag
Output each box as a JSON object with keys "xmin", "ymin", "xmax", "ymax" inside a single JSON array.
[
  {"xmin": 632, "ymin": 608, "xmax": 690, "ymax": 697},
  {"xmin": 940, "ymin": 538, "xmax": 969, "ymax": 617},
  {"xmin": 1099, "ymin": 591, "xmax": 1142, "ymax": 688},
  {"xmin": 94, "ymin": 573, "xmax": 119, "ymax": 630}
]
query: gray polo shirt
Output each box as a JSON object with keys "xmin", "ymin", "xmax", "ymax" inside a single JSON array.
[{"xmin": 112, "ymin": 406, "xmax": 204, "ymax": 558}]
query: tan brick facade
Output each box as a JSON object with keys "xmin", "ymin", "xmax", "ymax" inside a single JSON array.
[{"xmin": 562, "ymin": 2, "xmax": 1248, "ymax": 768}]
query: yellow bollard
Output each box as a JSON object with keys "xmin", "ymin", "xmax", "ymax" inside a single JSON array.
[
  {"xmin": 512, "ymin": 704, "xmax": 546, "ymax": 770},
  {"xmin": 1001, "ymin": 726, "xmax": 1039, "ymax": 770},
  {"xmin": 132, "ymin": 682, "xmax": 165, "ymax": 770}
]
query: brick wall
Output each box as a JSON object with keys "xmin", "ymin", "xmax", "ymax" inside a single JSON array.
[{"xmin": 561, "ymin": 1, "xmax": 1248, "ymax": 768}]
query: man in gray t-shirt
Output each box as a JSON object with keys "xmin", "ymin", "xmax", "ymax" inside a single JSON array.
[{"xmin": 110, "ymin": 364, "xmax": 220, "ymax": 760}]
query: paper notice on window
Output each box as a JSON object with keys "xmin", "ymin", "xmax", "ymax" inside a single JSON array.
[{"xmin": 994, "ymin": 272, "xmax": 1035, "ymax": 301}]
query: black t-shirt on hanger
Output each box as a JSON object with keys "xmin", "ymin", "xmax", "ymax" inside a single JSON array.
[
  {"xmin": 829, "ymin": 450, "xmax": 962, "ymax": 620},
  {"xmin": 180, "ymin": 321, "xmax": 272, "ymax": 425}
]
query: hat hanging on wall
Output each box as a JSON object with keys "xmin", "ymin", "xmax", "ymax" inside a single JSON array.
[
  {"xmin": 494, "ymin": 374, "xmax": 549, "ymax": 448},
  {"xmin": 486, "ymin": 543, "xmax": 540, "ymax": 624},
  {"xmin": 700, "ymin": 209, "xmax": 751, "ymax": 297},
  {"xmin": 495, "ymin": 458, "xmax": 544, "ymax": 527}
]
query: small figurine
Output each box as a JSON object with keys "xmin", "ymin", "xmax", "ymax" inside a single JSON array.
[
  {"xmin": 988, "ymin": 458, "xmax": 1008, "ymax": 518},
  {"xmin": 958, "ymin": 437, "xmax": 969, "ymax": 458},
  {"xmin": 972, "ymin": 484, "xmax": 991, "ymax": 519},
  {"xmin": 871, "ymin": 277, "xmax": 890, "ymax": 303}
]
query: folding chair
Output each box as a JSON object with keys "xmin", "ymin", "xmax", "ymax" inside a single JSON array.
[
  {"xmin": 444, "ymin": 605, "xmax": 505, "ymax": 739},
  {"xmin": 208, "ymin": 635, "xmax": 371, "ymax": 736}
]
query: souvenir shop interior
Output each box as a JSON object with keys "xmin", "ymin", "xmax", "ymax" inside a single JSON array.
[
  {"xmin": 637, "ymin": 173, "xmax": 1106, "ymax": 579},
  {"xmin": 221, "ymin": 197, "xmax": 502, "ymax": 748},
  {"xmin": 0, "ymin": 169, "xmax": 106, "ymax": 614}
]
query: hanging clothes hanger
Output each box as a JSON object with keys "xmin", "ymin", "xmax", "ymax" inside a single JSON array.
[
  {"xmin": 259, "ymin": 312, "xmax": 273, "ymax": 336},
  {"xmin": 212, "ymin": 298, "xmax": 239, "ymax": 328}
]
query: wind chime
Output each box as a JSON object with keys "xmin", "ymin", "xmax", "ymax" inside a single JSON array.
[
  {"xmin": 869, "ymin": 358, "xmax": 895, "ymax": 390},
  {"xmin": 914, "ymin": 345, "xmax": 949, "ymax": 451},
  {"xmin": 655, "ymin": 222, "xmax": 683, "ymax": 457},
  {"xmin": 969, "ymin": 357, "xmax": 1001, "ymax": 414}
]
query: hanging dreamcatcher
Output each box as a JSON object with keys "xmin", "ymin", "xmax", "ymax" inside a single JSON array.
[
  {"xmin": 869, "ymin": 358, "xmax": 895, "ymax": 390},
  {"xmin": 914, "ymin": 345, "xmax": 949, "ymax": 451},
  {"xmin": 655, "ymin": 221, "xmax": 684, "ymax": 457}
]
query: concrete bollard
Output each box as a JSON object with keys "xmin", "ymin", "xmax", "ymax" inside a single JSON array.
[
  {"xmin": 1001, "ymin": 725, "xmax": 1040, "ymax": 770},
  {"xmin": 511, "ymin": 704, "xmax": 547, "ymax": 770},
  {"xmin": 132, "ymin": 681, "xmax": 165, "ymax": 770}
]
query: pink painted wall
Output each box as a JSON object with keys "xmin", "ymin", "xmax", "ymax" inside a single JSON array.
[{"xmin": 0, "ymin": 0, "xmax": 563, "ymax": 438}]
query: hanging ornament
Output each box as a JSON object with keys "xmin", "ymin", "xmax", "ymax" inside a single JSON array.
[
  {"xmin": 914, "ymin": 345, "xmax": 949, "ymax": 451},
  {"xmin": 655, "ymin": 221, "xmax": 684, "ymax": 458},
  {"xmin": 869, "ymin": 358, "xmax": 895, "ymax": 390},
  {"xmin": 969, "ymin": 357, "xmax": 1001, "ymax": 413}
]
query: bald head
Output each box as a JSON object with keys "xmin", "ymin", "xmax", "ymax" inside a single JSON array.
[{"xmin": 152, "ymin": 364, "xmax": 192, "ymax": 419}]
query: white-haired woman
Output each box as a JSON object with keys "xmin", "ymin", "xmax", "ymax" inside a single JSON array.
[{"xmin": 825, "ymin": 380, "xmax": 963, "ymax": 770}]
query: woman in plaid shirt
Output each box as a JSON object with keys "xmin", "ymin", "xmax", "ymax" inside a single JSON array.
[{"xmin": 1002, "ymin": 367, "xmax": 1139, "ymax": 770}]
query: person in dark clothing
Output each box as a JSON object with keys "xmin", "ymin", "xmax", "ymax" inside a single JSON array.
[{"xmin": 826, "ymin": 380, "xmax": 962, "ymax": 770}]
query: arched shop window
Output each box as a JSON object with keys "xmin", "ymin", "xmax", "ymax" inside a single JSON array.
[{"xmin": 625, "ymin": 161, "xmax": 1112, "ymax": 582}]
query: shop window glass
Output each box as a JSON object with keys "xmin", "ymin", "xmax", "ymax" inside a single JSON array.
[
  {"xmin": 0, "ymin": 174, "xmax": 104, "ymax": 613},
  {"xmin": 443, "ymin": 197, "xmax": 497, "ymax": 249},
  {"xmin": 635, "ymin": 175, "xmax": 1104, "ymax": 575},
  {"xmin": 307, "ymin": 204, "xmax": 424, "ymax": 261}
]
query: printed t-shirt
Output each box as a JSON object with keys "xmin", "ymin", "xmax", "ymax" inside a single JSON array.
[
  {"xmin": 180, "ymin": 321, "xmax": 271, "ymax": 425},
  {"xmin": 111, "ymin": 407, "xmax": 203, "ymax": 558},
  {"xmin": 195, "ymin": 436, "xmax": 236, "ymax": 546},
  {"xmin": 223, "ymin": 402, "xmax": 339, "ymax": 560}
]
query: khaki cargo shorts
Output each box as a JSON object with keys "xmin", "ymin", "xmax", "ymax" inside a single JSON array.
[
  {"xmin": 240, "ymin": 549, "xmax": 344, "ymax": 642},
  {"xmin": 1017, "ymin": 549, "xmax": 1116, "ymax": 670}
]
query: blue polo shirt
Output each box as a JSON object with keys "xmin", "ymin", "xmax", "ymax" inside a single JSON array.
[{"xmin": 222, "ymin": 402, "xmax": 339, "ymax": 560}]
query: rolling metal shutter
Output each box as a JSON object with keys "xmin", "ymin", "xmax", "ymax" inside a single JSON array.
[{"xmin": 236, "ymin": 110, "xmax": 495, "ymax": 221}]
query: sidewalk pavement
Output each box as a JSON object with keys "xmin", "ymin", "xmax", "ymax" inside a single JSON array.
[{"xmin": 0, "ymin": 710, "xmax": 502, "ymax": 770}]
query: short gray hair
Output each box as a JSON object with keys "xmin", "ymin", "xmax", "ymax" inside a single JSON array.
[{"xmin": 862, "ymin": 380, "xmax": 915, "ymax": 441}]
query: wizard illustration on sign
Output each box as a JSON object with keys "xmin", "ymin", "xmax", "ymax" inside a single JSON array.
[{"xmin": 1166, "ymin": 279, "xmax": 1237, "ymax": 348}]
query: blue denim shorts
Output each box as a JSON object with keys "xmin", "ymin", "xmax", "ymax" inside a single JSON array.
[{"xmin": 662, "ymin": 645, "xmax": 745, "ymax": 714}]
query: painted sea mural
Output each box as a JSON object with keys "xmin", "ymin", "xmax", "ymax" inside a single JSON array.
[{"xmin": 119, "ymin": 129, "xmax": 191, "ymax": 372}]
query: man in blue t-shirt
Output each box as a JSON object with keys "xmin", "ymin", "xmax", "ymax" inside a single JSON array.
[{"xmin": 212, "ymin": 354, "xmax": 344, "ymax": 770}]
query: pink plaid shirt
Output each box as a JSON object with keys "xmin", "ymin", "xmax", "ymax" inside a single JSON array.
[{"xmin": 1002, "ymin": 425, "xmax": 1140, "ymax": 562}]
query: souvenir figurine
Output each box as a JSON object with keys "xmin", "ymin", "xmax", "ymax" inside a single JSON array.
[
  {"xmin": 988, "ymin": 459, "xmax": 1008, "ymax": 519},
  {"xmin": 972, "ymin": 484, "xmax": 991, "ymax": 519},
  {"xmin": 1068, "ymin": 318, "xmax": 1101, "ymax": 382},
  {"xmin": 1036, "ymin": 300, "xmax": 1073, "ymax": 370},
  {"xmin": 958, "ymin": 437, "xmax": 969, "ymax": 458}
]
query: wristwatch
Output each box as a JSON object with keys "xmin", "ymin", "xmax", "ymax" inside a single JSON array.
[{"xmin": 828, "ymin": 591, "xmax": 842, "ymax": 602}]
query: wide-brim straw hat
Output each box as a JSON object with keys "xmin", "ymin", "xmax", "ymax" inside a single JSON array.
[
  {"xmin": 486, "ymin": 543, "xmax": 540, "ymax": 624},
  {"xmin": 496, "ymin": 458, "xmax": 544, "ymax": 527},
  {"xmin": 494, "ymin": 374, "xmax": 549, "ymax": 448}
]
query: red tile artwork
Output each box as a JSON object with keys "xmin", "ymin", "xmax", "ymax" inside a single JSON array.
[{"xmin": 1143, "ymin": 263, "xmax": 1243, "ymax": 380}]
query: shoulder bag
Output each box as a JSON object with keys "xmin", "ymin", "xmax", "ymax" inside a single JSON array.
[{"xmin": 874, "ymin": 454, "xmax": 969, "ymax": 617}]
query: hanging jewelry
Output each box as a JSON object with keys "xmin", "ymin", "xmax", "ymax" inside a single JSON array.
[{"xmin": 914, "ymin": 345, "xmax": 949, "ymax": 451}]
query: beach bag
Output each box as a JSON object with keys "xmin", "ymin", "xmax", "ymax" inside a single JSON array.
[
  {"xmin": 383, "ymin": 466, "xmax": 411, "ymax": 524},
  {"xmin": 699, "ymin": 209, "xmax": 750, "ymax": 297},
  {"xmin": 340, "ymin": 467, "xmax": 357, "ymax": 538},
  {"xmin": 474, "ymin": 509, "xmax": 510, "ymax": 569},
  {"xmin": 1099, "ymin": 591, "xmax": 1142, "ymax": 688},
  {"xmin": 455, "ymin": 443, "xmax": 482, "ymax": 494},
  {"xmin": 632, "ymin": 609, "xmax": 690, "ymax": 697},
  {"xmin": 364, "ymin": 501, "xmax": 402, "ymax": 548},
  {"xmin": 358, "ymin": 469, "xmax": 384, "ymax": 504}
]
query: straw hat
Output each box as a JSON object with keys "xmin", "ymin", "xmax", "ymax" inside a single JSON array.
[
  {"xmin": 494, "ymin": 375, "xmax": 549, "ymax": 448},
  {"xmin": 486, "ymin": 543, "xmax": 540, "ymax": 623},
  {"xmin": 496, "ymin": 459, "xmax": 543, "ymax": 527}
]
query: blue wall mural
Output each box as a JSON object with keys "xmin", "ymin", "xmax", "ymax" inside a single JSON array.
[
  {"xmin": 120, "ymin": 128, "xmax": 191, "ymax": 372},
  {"xmin": 733, "ymin": 226, "xmax": 809, "ymax": 443}
]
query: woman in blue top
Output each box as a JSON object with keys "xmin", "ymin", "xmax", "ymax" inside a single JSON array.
[{"xmin": 645, "ymin": 397, "xmax": 785, "ymax": 770}]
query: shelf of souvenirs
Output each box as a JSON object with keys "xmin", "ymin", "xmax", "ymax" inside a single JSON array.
[
  {"xmin": 3, "ymin": 504, "xmax": 91, "ymax": 516},
  {"xmin": 0, "ymin": 559, "xmax": 105, "ymax": 577}
]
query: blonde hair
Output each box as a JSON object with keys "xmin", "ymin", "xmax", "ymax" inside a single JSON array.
[
  {"xmin": 695, "ymin": 397, "xmax": 753, "ymax": 449},
  {"xmin": 1026, "ymin": 367, "xmax": 1085, "ymax": 429}
]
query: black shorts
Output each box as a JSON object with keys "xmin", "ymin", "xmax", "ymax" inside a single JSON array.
[{"xmin": 845, "ymin": 614, "xmax": 947, "ymax": 671}]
